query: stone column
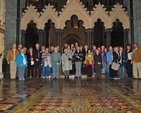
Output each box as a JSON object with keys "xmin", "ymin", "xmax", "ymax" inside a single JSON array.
[
  {"xmin": 37, "ymin": 29, "xmax": 44, "ymax": 47},
  {"xmin": 16, "ymin": 0, "xmax": 21, "ymax": 45},
  {"xmin": 0, "ymin": 0, "xmax": 5, "ymax": 79},
  {"xmin": 124, "ymin": 29, "xmax": 129, "ymax": 48},
  {"xmin": 56, "ymin": 29, "xmax": 63, "ymax": 52},
  {"xmin": 21, "ymin": 30, "xmax": 26, "ymax": 47},
  {"xmin": 86, "ymin": 28, "xmax": 93, "ymax": 49},
  {"xmin": 129, "ymin": 0, "xmax": 134, "ymax": 48},
  {"xmin": 105, "ymin": 28, "xmax": 112, "ymax": 47},
  {"xmin": 0, "ymin": 29, "xmax": 5, "ymax": 79}
]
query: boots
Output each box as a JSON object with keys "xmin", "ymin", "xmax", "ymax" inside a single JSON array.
[
  {"xmin": 64, "ymin": 75, "xmax": 67, "ymax": 79},
  {"xmin": 67, "ymin": 75, "xmax": 69, "ymax": 79}
]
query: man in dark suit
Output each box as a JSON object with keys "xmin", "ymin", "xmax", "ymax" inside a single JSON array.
[{"xmin": 33, "ymin": 43, "xmax": 42, "ymax": 78}]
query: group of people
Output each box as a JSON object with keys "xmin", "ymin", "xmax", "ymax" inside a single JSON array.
[{"xmin": 6, "ymin": 42, "xmax": 141, "ymax": 80}]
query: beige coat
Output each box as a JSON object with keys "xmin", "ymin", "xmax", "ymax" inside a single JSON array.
[
  {"xmin": 6, "ymin": 48, "xmax": 19, "ymax": 61},
  {"xmin": 62, "ymin": 53, "xmax": 72, "ymax": 72}
]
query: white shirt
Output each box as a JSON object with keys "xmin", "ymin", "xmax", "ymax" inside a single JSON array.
[{"xmin": 21, "ymin": 53, "xmax": 26, "ymax": 65}]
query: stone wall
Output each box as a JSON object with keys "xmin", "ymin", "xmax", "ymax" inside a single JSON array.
[
  {"xmin": 0, "ymin": 0, "xmax": 5, "ymax": 78},
  {"xmin": 133, "ymin": 0, "xmax": 141, "ymax": 47},
  {"xmin": 123, "ymin": 0, "xmax": 131, "ymax": 44},
  {"xmin": 5, "ymin": 0, "xmax": 17, "ymax": 54},
  {"xmin": 5, "ymin": 0, "xmax": 25, "ymax": 56}
]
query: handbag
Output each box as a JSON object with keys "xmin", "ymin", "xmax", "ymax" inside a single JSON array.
[{"xmin": 111, "ymin": 62, "xmax": 119, "ymax": 70}]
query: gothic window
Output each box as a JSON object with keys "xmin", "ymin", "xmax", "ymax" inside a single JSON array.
[
  {"xmin": 93, "ymin": 19, "xmax": 105, "ymax": 47},
  {"xmin": 111, "ymin": 19, "xmax": 124, "ymax": 47}
]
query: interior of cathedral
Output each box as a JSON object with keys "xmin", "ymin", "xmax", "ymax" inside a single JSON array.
[
  {"xmin": 19, "ymin": 0, "xmax": 129, "ymax": 50},
  {"xmin": 0, "ymin": 0, "xmax": 141, "ymax": 112}
]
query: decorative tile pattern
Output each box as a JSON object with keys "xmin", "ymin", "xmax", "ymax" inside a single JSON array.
[{"xmin": 0, "ymin": 77, "xmax": 141, "ymax": 113}]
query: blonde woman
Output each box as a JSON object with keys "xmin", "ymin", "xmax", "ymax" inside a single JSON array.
[{"xmin": 84, "ymin": 49, "xmax": 94, "ymax": 78}]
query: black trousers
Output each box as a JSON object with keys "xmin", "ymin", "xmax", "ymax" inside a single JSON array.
[
  {"xmin": 86, "ymin": 66, "xmax": 92, "ymax": 77},
  {"xmin": 113, "ymin": 69, "xmax": 118, "ymax": 78},
  {"xmin": 27, "ymin": 67, "xmax": 34, "ymax": 77},
  {"xmin": 126, "ymin": 60, "xmax": 133, "ymax": 78},
  {"xmin": 110, "ymin": 65, "xmax": 114, "ymax": 77},
  {"xmin": 95, "ymin": 65, "xmax": 102, "ymax": 78}
]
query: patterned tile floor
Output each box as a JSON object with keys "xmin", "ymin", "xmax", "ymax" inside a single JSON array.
[{"xmin": 0, "ymin": 76, "xmax": 141, "ymax": 113}]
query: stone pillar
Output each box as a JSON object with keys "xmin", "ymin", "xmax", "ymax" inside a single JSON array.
[
  {"xmin": 0, "ymin": 0, "xmax": 5, "ymax": 79},
  {"xmin": 56, "ymin": 29, "xmax": 63, "ymax": 52},
  {"xmin": 124, "ymin": 29, "xmax": 129, "ymax": 48},
  {"xmin": 21, "ymin": 30, "xmax": 26, "ymax": 47},
  {"xmin": 105, "ymin": 28, "xmax": 112, "ymax": 47},
  {"xmin": 0, "ymin": 28, "xmax": 5, "ymax": 79},
  {"xmin": 16, "ymin": 0, "xmax": 21, "ymax": 45},
  {"xmin": 86, "ymin": 28, "xmax": 93, "ymax": 49},
  {"xmin": 130, "ymin": 0, "xmax": 134, "ymax": 48},
  {"xmin": 37, "ymin": 29, "xmax": 44, "ymax": 47}
]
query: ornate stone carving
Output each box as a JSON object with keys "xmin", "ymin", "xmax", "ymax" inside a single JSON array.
[
  {"xmin": 21, "ymin": 5, "xmax": 40, "ymax": 30},
  {"xmin": 21, "ymin": 0, "xmax": 129, "ymax": 30},
  {"xmin": 109, "ymin": 3, "xmax": 129, "ymax": 29}
]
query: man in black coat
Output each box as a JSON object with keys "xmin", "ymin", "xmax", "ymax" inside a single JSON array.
[{"xmin": 33, "ymin": 43, "xmax": 42, "ymax": 78}]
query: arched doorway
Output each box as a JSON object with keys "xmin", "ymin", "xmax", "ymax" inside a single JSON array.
[
  {"xmin": 93, "ymin": 19, "xmax": 106, "ymax": 47},
  {"xmin": 62, "ymin": 15, "xmax": 87, "ymax": 47},
  {"xmin": 25, "ymin": 20, "xmax": 38, "ymax": 49},
  {"xmin": 44, "ymin": 19, "xmax": 57, "ymax": 47},
  {"xmin": 111, "ymin": 19, "xmax": 124, "ymax": 47},
  {"xmin": 64, "ymin": 34, "xmax": 80, "ymax": 46}
]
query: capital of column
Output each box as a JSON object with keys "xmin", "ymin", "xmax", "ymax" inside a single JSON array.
[
  {"xmin": 85, "ymin": 28, "xmax": 94, "ymax": 33},
  {"xmin": 105, "ymin": 28, "xmax": 112, "ymax": 32},
  {"xmin": 55, "ymin": 29, "xmax": 63, "ymax": 34},
  {"xmin": 123, "ymin": 28, "xmax": 129, "ymax": 32},
  {"xmin": 37, "ymin": 29, "xmax": 44, "ymax": 34}
]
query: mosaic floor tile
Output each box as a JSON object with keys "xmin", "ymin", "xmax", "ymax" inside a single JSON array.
[
  {"xmin": 0, "ymin": 104, "xmax": 13, "ymax": 110},
  {"xmin": 3, "ymin": 99, "xmax": 20, "ymax": 104},
  {"xmin": 0, "ymin": 77, "xmax": 140, "ymax": 113}
]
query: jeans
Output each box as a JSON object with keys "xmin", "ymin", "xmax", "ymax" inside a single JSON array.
[
  {"xmin": 18, "ymin": 67, "xmax": 26, "ymax": 79},
  {"xmin": 119, "ymin": 66, "xmax": 125, "ymax": 78},
  {"xmin": 103, "ymin": 61, "xmax": 110, "ymax": 78},
  {"xmin": 42, "ymin": 61, "xmax": 44, "ymax": 75},
  {"xmin": 43, "ymin": 65, "xmax": 51, "ymax": 77},
  {"xmin": 52, "ymin": 62, "xmax": 59, "ymax": 78}
]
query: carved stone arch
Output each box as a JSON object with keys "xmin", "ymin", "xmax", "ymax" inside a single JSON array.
[
  {"xmin": 59, "ymin": 11, "xmax": 90, "ymax": 29},
  {"xmin": 110, "ymin": 15, "xmax": 129, "ymax": 29},
  {"xmin": 43, "ymin": 19, "xmax": 57, "ymax": 47},
  {"xmin": 63, "ymin": 34, "xmax": 83, "ymax": 46},
  {"xmin": 92, "ymin": 16, "xmax": 110, "ymax": 29},
  {"xmin": 109, "ymin": 4, "xmax": 129, "ymax": 29},
  {"xmin": 62, "ymin": 15, "xmax": 86, "ymax": 47},
  {"xmin": 91, "ymin": 3, "xmax": 110, "ymax": 28},
  {"xmin": 21, "ymin": 16, "xmax": 39, "ymax": 30},
  {"xmin": 40, "ymin": 14, "xmax": 57, "ymax": 29},
  {"xmin": 93, "ymin": 18, "xmax": 106, "ymax": 46},
  {"xmin": 21, "ymin": 5, "xmax": 40, "ymax": 30},
  {"xmin": 111, "ymin": 19, "xmax": 124, "ymax": 47}
]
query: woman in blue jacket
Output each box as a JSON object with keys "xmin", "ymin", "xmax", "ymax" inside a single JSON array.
[{"xmin": 16, "ymin": 49, "xmax": 28, "ymax": 80}]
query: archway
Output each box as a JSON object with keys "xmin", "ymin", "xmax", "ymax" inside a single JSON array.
[
  {"xmin": 62, "ymin": 15, "xmax": 86, "ymax": 47},
  {"xmin": 25, "ymin": 20, "xmax": 38, "ymax": 49},
  {"xmin": 111, "ymin": 19, "xmax": 124, "ymax": 47},
  {"xmin": 44, "ymin": 19, "xmax": 57, "ymax": 47},
  {"xmin": 64, "ymin": 34, "xmax": 81, "ymax": 46},
  {"xmin": 93, "ymin": 19, "xmax": 106, "ymax": 47}
]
